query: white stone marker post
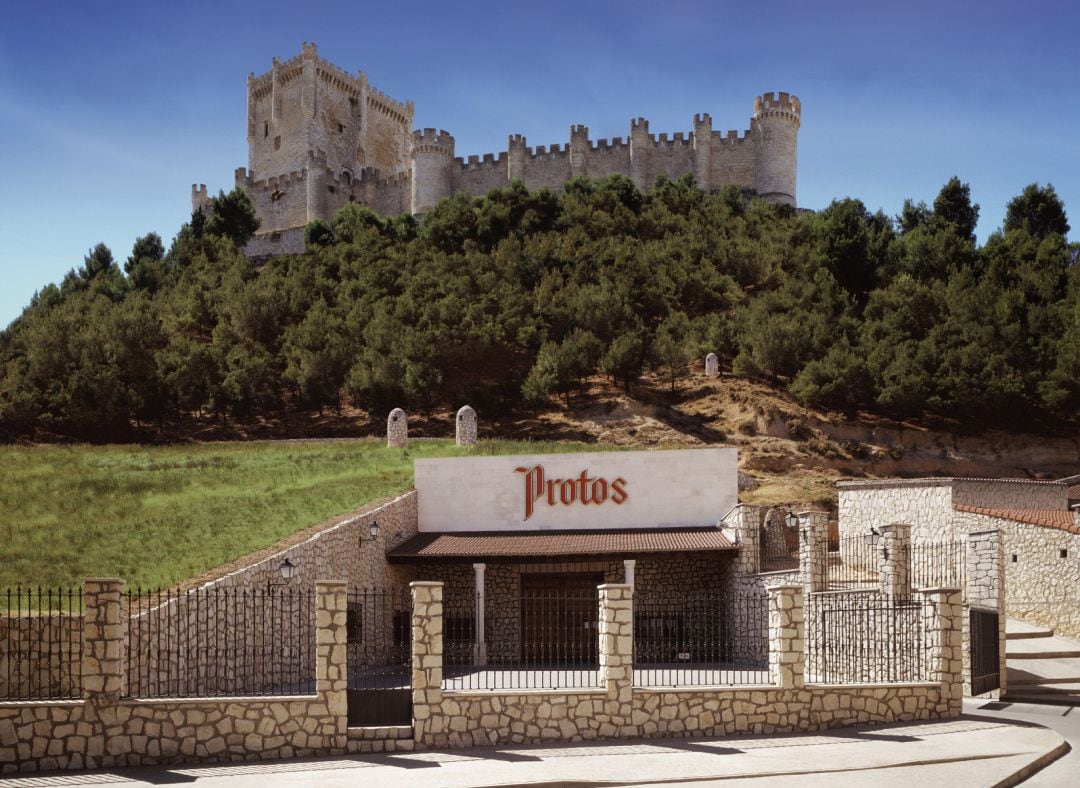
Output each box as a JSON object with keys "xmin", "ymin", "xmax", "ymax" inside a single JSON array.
[
  {"xmin": 455, "ymin": 405, "xmax": 477, "ymax": 446},
  {"xmin": 387, "ymin": 408, "xmax": 407, "ymax": 448},
  {"xmin": 705, "ymin": 352, "xmax": 720, "ymax": 378}
]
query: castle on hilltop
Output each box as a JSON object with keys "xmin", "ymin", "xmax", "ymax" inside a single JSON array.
[{"xmin": 192, "ymin": 43, "xmax": 801, "ymax": 255}]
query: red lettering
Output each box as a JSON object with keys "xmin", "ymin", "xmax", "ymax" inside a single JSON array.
[
  {"xmin": 515, "ymin": 465, "xmax": 546, "ymax": 521},
  {"xmin": 611, "ymin": 477, "xmax": 628, "ymax": 504},
  {"xmin": 592, "ymin": 478, "xmax": 608, "ymax": 503},
  {"xmin": 515, "ymin": 465, "xmax": 628, "ymax": 519}
]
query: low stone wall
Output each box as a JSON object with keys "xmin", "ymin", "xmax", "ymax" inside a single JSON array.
[
  {"xmin": 0, "ymin": 581, "xmax": 348, "ymax": 774},
  {"xmin": 410, "ymin": 581, "xmax": 963, "ymax": 749},
  {"xmin": 0, "ymin": 614, "xmax": 82, "ymax": 699}
]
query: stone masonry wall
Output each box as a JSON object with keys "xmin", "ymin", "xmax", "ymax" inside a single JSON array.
[
  {"xmin": 411, "ymin": 581, "xmax": 961, "ymax": 749},
  {"xmin": 0, "ymin": 614, "xmax": 82, "ymax": 699},
  {"xmin": 953, "ymin": 510, "xmax": 1080, "ymax": 639},
  {"xmin": 0, "ymin": 581, "xmax": 348, "ymax": 774}
]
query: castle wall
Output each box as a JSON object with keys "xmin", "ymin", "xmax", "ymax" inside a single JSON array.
[
  {"xmin": 455, "ymin": 155, "xmax": 509, "ymax": 197},
  {"xmin": 522, "ymin": 145, "xmax": 573, "ymax": 192},
  {"xmin": 709, "ymin": 134, "xmax": 756, "ymax": 191},
  {"xmin": 366, "ymin": 98, "xmax": 412, "ymax": 176},
  {"xmin": 581, "ymin": 140, "xmax": 632, "ymax": 179},
  {"xmin": 248, "ymin": 64, "xmax": 310, "ymax": 178}
]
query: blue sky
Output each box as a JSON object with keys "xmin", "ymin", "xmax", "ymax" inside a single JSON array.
[{"xmin": 1, "ymin": 0, "xmax": 1077, "ymax": 328}]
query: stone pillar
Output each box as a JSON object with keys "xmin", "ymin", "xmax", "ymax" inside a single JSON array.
[
  {"xmin": 966, "ymin": 530, "xmax": 1006, "ymax": 697},
  {"xmin": 693, "ymin": 113, "xmax": 713, "ymax": 189},
  {"xmin": 767, "ymin": 584, "xmax": 804, "ymax": 689},
  {"xmin": 455, "ymin": 405, "xmax": 477, "ymax": 446},
  {"xmin": 82, "ymin": 578, "xmax": 125, "ymax": 765},
  {"xmin": 725, "ymin": 504, "xmax": 761, "ymax": 578},
  {"xmin": 508, "ymin": 134, "xmax": 527, "ymax": 183},
  {"xmin": 387, "ymin": 408, "xmax": 407, "ymax": 449},
  {"xmin": 570, "ymin": 124, "xmax": 589, "ymax": 179},
  {"xmin": 472, "ymin": 563, "xmax": 487, "ymax": 666},
  {"xmin": 705, "ymin": 352, "xmax": 719, "ymax": 378},
  {"xmin": 879, "ymin": 523, "xmax": 912, "ymax": 599},
  {"xmin": 622, "ymin": 559, "xmax": 636, "ymax": 590},
  {"xmin": 598, "ymin": 584, "xmax": 633, "ymax": 730},
  {"xmin": 411, "ymin": 581, "xmax": 444, "ymax": 747},
  {"xmin": 82, "ymin": 578, "xmax": 125, "ymax": 704},
  {"xmin": 798, "ymin": 510, "xmax": 828, "ymax": 593},
  {"xmin": 923, "ymin": 587, "xmax": 963, "ymax": 716},
  {"xmin": 316, "ymin": 581, "xmax": 348, "ymax": 748},
  {"xmin": 629, "ymin": 118, "xmax": 650, "ymax": 191}
]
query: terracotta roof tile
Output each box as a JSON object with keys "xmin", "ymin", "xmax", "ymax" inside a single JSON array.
[
  {"xmin": 387, "ymin": 527, "xmax": 736, "ymax": 562},
  {"xmin": 953, "ymin": 504, "xmax": 1080, "ymax": 535},
  {"xmin": 1067, "ymin": 484, "xmax": 1080, "ymax": 503}
]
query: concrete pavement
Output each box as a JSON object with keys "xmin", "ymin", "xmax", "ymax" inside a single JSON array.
[
  {"xmin": 0, "ymin": 714, "xmax": 1066, "ymax": 788},
  {"xmin": 965, "ymin": 697, "xmax": 1080, "ymax": 787}
]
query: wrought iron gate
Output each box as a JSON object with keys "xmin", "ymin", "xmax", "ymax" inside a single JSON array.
[
  {"xmin": 346, "ymin": 589, "xmax": 412, "ymax": 726},
  {"xmin": 970, "ymin": 606, "xmax": 1001, "ymax": 695}
]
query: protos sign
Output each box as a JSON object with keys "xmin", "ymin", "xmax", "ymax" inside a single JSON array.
[
  {"xmin": 514, "ymin": 465, "xmax": 628, "ymax": 521},
  {"xmin": 415, "ymin": 448, "xmax": 737, "ymax": 533}
]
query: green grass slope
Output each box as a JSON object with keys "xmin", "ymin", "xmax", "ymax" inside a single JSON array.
[{"xmin": 0, "ymin": 438, "xmax": 621, "ymax": 590}]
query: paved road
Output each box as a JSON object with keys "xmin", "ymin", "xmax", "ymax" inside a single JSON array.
[
  {"xmin": 964, "ymin": 697, "xmax": 1079, "ymax": 786},
  {"xmin": 0, "ymin": 715, "xmax": 1064, "ymax": 788}
]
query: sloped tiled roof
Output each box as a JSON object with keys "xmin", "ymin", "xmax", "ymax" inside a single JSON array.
[
  {"xmin": 388, "ymin": 527, "xmax": 736, "ymax": 562},
  {"xmin": 953, "ymin": 504, "xmax": 1080, "ymax": 535}
]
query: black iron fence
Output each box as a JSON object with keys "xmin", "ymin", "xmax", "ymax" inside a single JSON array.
[
  {"xmin": 805, "ymin": 591, "xmax": 927, "ymax": 683},
  {"xmin": 633, "ymin": 591, "xmax": 769, "ymax": 686},
  {"xmin": 0, "ymin": 587, "xmax": 83, "ymax": 700},
  {"xmin": 911, "ymin": 540, "xmax": 966, "ymax": 590},
  {"xmin": 442, "ymin": 588, "xmax": 601, "ymax": 691},
  {"xmin": 827, "ymin": 535, "xmax": 880, "ymax": 590},
  {"xmin": 346, "ymin": 588, "xmax": 412, "ymax": 726},
  {"xmin": 126, "ymin": 586, "xmax": 315, "ymax": 698},
  {"xmin": 760, "ymin": 521, "xmax": 799, "ymax": 573}
]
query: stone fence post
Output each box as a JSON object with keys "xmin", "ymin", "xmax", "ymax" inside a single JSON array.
[
  {"xmin": 767, "ymin": 584, "xmax": 804, "ymax": 689},
  {"xmin": 798, "ymin": 511, "xmax": 828, "ymax": 592},
  {"xmin": 879, "ymin": 523, "xmax": 912, "ymax": 598},
  {"xmin": 315, "ymin": 581, "xmax": 348, "ymax": 747},
  {"xmin": 725, "ymin": 504, "xmax": 761, "ymax": 578},
  {"xmin": 923, "ymin": 588, "xmax": 963, "ymax": 716},
  {"xmin": 598, "ymin": 584, "xmax": 634, "ymax": 730},
  {"xmin": 411, "ymin": 581, "xmax": 444, "ymax": 747},
  {"xmin": 83, "ymin": 578, "xmax": 125, "ymax": 704},
  {"xmin": 965, "ymin": 530, "xmax": 1006, "ymax": 697}
]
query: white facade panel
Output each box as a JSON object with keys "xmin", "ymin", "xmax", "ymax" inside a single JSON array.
[{"xmin": 415, "ymin": 448, "xmax": 738, "ymax": 532}]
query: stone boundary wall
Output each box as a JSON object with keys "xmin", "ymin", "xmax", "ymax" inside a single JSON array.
[
  {"xmin": 410, "ymin": 581, "xmax": 962, "ymax": 749},
  {"xmin": 0, "ymin": 614, "xmax": 82, "ymax": 700},
  {"xmin": 953, "ymin": 510, "xmax": 1080, "ymax": 639},
  {"xmin": 0, "ymin": 581, "xmax": 348, "ymax": 774}
]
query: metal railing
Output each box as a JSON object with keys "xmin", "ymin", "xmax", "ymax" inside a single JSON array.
[
  {"xmin": 805, "ymin": 591, "xmax": 927, "ymax": 684},
  {"xmin": 1, "ymin": 587, "xmax": 83, "ymax": 700},
  {"xmin": 633, "ymin": 591, "xmax": 769, "ymax": 686},
  {"xmin": 911, "ymin": 539, "xmax": 966, "ymax": 590},
  {"xmin": 827, "ymin": 535, "xmax": 880, "ymax": 590},
  {"xmin": 126, "ymin": 586, "xmax": 315, "ymax": 698},
  {"xmin": 760, "ymin": 522, "xmax": 799, "ymax": 573},
  {"xmin": 442, "ymin": 588, "xmax": 601, "ymax": 691}
]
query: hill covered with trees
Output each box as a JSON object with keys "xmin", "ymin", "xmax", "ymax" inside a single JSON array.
[{"xmin": 0, "ymin": 175, "xmax": 1076, "ymax": 442}]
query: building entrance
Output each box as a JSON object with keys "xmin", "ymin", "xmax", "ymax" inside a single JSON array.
[{"xmin": 520, "ymin": 573, "xmax": 601, "ymax": 664}]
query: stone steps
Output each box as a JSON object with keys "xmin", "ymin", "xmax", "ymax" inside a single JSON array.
[
  {"xmin": 1008, "ymin": 649, "xmax": 1080, "ymax": 660},
  {"xmin": 346, "ymin": 724, "xmax": 414, "ymax": 753}
]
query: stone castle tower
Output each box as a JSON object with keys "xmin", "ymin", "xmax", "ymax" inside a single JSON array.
[{"xmin": 192, "ymin": 43, "xmax": 800, "ymax": 255}]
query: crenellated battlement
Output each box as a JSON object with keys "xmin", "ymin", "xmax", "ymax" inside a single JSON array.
[
  {"xmin": 753, "ymin": 91, "xmax": 801, "ymax": 128},
  {"xmin": 412, "ymin": 128, "xmax": 455, "ymax": 156},
  {"xmin": 591, "ymin": 136, "xmax": 628, "ymax": 151}
]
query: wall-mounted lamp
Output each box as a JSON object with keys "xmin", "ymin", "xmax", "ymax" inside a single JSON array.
[
  {"xmin": 279, "ymin": 557, "xmax": 297, "ymax": 580},
  {"xmin": 863, "ymin": 528, "xmax": 881, "ymax": 547},
  {"xmin": 362, "ymin": 520, "xmax": 380, "ymax": 544}
]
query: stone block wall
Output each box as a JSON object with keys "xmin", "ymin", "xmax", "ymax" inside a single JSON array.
[
  {"xmin": 953, "ymin": 509, "xmax": 1080, "ymax": 639},
  {"xmin": 410, "ymin": 580, "xmax": 961, "ymax": 749},
  {"xmin": 0, "ymin": 614, "xmax": 82, "ymax": 699},
  {"xmin": 0, "ymin": 581, "xmax": 349, "ymax": 774}
]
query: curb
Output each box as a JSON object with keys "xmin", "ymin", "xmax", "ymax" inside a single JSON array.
[{"xmin": 992, "ymin": 737, "xmax": 1071, "ymax": 788}]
